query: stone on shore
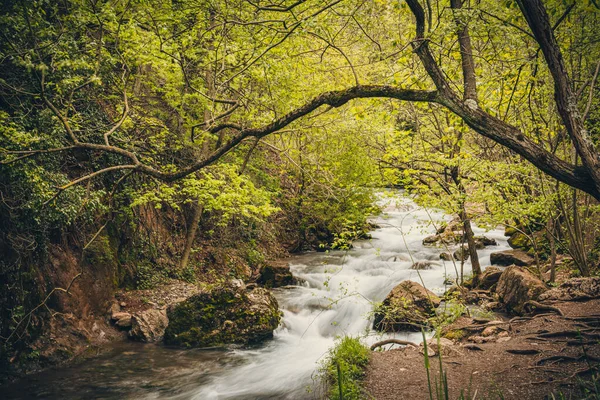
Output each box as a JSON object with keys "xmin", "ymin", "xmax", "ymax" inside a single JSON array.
[
  {"xmin": 495, "ymin": 266, "xmax": 547, "ymax": 314},
  {"xmin": 164, "ymin": 284, "xmax": 280, "ymax": 348},
  {"xmin": 373, "ymin": 280, "xmax": 440, "ymax": 332}
]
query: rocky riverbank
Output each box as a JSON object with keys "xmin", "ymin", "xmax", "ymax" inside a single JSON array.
[{"xmin": 363, "ymin": 271, "xmax": 600, "ymax": 399}]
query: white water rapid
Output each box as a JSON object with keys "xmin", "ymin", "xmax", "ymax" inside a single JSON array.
[{"xmin": 183, "ymin": 193, "xmax": 510, "ymax": 399}]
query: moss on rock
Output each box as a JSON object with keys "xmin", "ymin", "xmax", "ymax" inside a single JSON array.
[
  {"xmin": 163, "ymin": 285, "xmax": 280, "ymax": 347},
  {"xmin": 507, "ymin": 232, "xmax": 531, "ymax": 250},
  {"xmin": 373, "ymin": 280, "xmax": 440, "ymax": 332}
]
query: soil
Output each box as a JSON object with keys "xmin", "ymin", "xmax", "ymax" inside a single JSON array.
[{"xmin": 364, "ymin": 299, "xmax": 600, "ymax": 399}]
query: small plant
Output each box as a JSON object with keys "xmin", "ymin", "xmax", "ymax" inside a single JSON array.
[
  {"xmin": 431, "ymin": 300, "xmax": 466, "ymax": 330},
  {"xmin": 422, "ymin": 330, "xmax": 484, "ymax": 400},
  {"xmin": 320, "ymin": 336, "xmax": 371, "ymax": 400},
  {"xmin": 470, "ymin": 308, "xmax": 496, "ymax": 320}
]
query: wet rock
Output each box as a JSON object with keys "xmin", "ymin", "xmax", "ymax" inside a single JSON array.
[
  {"xmin": 440, "ymin": 252, "xmax": 453, "ymax": 261},
  {"xmin": 164, "ymin": 285, "xmax": 280, "ymax": 348},
  {"xmin": 411, "ymin": 261, "xmax": 436, "ymax": 270},
  {"xmin": 130, "ymin": 309, "xmax": 169, "ymax": 342},
  {"xmin": 474, "ymin": 236, "xmax": 497, "ymax": 248},
  {"xmin": 373, "ymin": 280, "xmax": 440, "ymax": 332},
  {"xmin": 423, "ymin": 219, "xmax": 463, "ymax": 246},
  {"xmin": 496, "ymin": 266, "xmax": 547, "ymax": 314},
  {"xmin": 257, "ymin": 261, "xmax": 295, "ymax": 288},
  {"xmin": 539, "ymin": 277, "xmax": 600, "ymax": 302},
  {"xmin": 490, "ymin": 250, "xmax": 534, "ymax": 267},
  {"xmin": 453, "ymin": 246, "xmax": 470, "ymax": 261},
  {"xmin": 478, "ymin": 267, "xmax": 503, "ymax": 290},
  {"xmin": 423, "ymin": 235, "xmax": 441, "ymax": 245}
]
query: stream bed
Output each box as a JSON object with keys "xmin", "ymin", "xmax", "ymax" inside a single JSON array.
[{"xmin": 3, "ymin": 193, "xmax": 510, "ymax": 399}]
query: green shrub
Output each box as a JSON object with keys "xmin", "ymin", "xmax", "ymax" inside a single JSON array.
[{"xmin": 321, "ymin": 336, "xmax": 371, "ymax": 400}]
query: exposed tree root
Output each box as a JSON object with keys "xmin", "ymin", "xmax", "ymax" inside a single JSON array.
[
  {"xmin": 462, "ymin": 344, "xmax": 483, "ymax": 351},
  {"xmin": 463, "ymin": 320, "xmax": 509, "ymax": 332},
  {"xmin": 370, "ymin": 339, "xmax": 419, "ymax": 351},
  {"xmin": 523, "ymin": 300, "xmax": 564, "ymax": 316},
  {"xmin": 506, "ymin": 348, "xmax": 541, "ymax": 355},
  {"xmin": 526, "ymin": 366, "xmax": 598, "ymax": 385},
  {"xmin": 535, "ymin": 330, "xmax": 600, "ymax": 339},
  {"xmin": 535, "ymin": 354, "xmax": 600, "ymax": 366}
]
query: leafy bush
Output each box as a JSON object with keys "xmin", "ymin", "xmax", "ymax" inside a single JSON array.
[
  {"xmin": 321, "ymin": 336, "xmax": 371, "ymax": 400},
  {"xmin": 431, "ymin": 300, "xmax": 466, "ymax": 330}
]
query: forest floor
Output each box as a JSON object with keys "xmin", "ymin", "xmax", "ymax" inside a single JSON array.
[{"xmin": 364, "ymin": 298, "xmax": 600, "ymax": 399}]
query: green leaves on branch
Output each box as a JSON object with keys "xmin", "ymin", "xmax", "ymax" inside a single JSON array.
[{"xmin": 132, "ymin": 164, "xmax": 279, "ymax": 227}]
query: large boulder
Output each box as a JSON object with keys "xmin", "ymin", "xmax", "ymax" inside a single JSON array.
[
  {"xmin": 453, "ymin": 246, "xmax": 470, "ymax": 261},
  {"xmin": 129, "ymin": 309, "xmax": 169, "ymax": 342},
  {"xmin": 373, "ymin": 280, "xmax": 440, "ymax": 332},
  {"xmin": 507, "ymin": 232, "xmax": 530, "ymax": 250},
  {"xmin": 490, "ymin": 250, "xmax": 534, "ymax": 267},
  {"xmin": 257, "ymin": 261, "xmax": 295, "ymax": 288},
  {"xmin": 478, "ymin": 267, "xmax": 503, "ymax": 290},
  {"xmin": 164, "ymin": 285, "xmax": 280, "ymax": 348},
  {"xmin": 539, "ymin": 277, "xmax": 600, "ymax": 302},
  {"xmin": 495, "ymin": 266, "xmax": 547, "ymax": 314}
]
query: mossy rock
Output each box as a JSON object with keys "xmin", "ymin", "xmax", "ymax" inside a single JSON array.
[
  {"xmin": 373, "ymin": 280, "xmax": 440, "ymax": 332},
  {"xmin": 507, "ymin": 232, "xmax": 531, "ymax": 250},
  {"xmin": 442, "ymin": 328, "xmax": 466, "ymax": 341},
  {"xmin": 257, "ymin": 261, "xmax": 295, "ymax": 288},
  {"xmin": 164, "ymin": 285, "xmax": 280, "ymax": 347}
]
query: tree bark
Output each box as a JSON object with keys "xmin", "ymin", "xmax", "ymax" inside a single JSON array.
[
  {"xmin": 460, "ymin": 206, "xmax": 482, "ymax": 282},
  {"xmin": 180, "ymin": 201, "xmax": 203, "ymax": 270},
  {"xmin": 450, "ymin": 0, "xmax": 478, "ymax": 102},
  {"xmin": 516, "ymin": 0, "xmax": 600, "ymax": 194}
]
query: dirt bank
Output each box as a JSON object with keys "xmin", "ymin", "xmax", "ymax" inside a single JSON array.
[{"xmin": 364, "ymin": 298, "xmax": 600, "ymax": 399}]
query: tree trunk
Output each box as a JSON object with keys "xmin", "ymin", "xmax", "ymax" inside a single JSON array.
[
  {"xmin": 459, "ymin": 205, "xmax": 482, "ymax": 283},
  {"xmin": 180, "ymin": 201, "xmax": 203, "ymax": 270},
  {"xmin": 547, "ymin": 217, "xmax": 557, "ymax": 283}
]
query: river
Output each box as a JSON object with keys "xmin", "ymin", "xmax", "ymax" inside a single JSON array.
[{"xmin": 2, "ymin": 192, "xmax": 510, "ymax": 399}]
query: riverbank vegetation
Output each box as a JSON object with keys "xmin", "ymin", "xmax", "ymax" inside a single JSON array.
[
  {"xmin": 321, "ymin": 336, "xmax": 371, "ymax": 400},
  {"xmin": 0, "ymin": 0, "xmax": 599, "ymax": 392}
]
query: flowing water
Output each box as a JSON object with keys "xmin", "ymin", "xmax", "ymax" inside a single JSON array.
[{"xmin": 2, "ymin": 193, "xmax": 510, "ymax": 399}]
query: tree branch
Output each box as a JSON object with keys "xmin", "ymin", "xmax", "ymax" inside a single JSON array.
[{"xmin": 516, "ymin": 0, "xmax": 600, "ymax": 193}]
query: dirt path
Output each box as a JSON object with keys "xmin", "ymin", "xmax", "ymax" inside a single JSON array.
[{"xmin": 363, "ymin": 299, "xmax": 600, "ymax": 399}]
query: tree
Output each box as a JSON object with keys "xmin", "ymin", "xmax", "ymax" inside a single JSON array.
[{"xmin": 1, "ymin": 0, "xmax": 599, "ymax": 199}]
